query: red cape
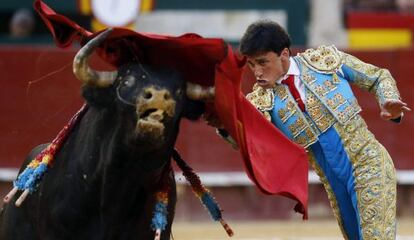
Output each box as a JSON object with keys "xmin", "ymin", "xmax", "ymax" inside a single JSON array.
[{"xmin": 34, "ymin": 0, "xmax": 309, "ymax": 219}]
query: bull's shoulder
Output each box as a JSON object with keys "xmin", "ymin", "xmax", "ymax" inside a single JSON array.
[
  {"xmin": 296, "ymin": 45, "xmax": 343, "ymax": 74},
  {"xmin": 19, "ymin": 143, "xmax": 50, "ymax": 174}
]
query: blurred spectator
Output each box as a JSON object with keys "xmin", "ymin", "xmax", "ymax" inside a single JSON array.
[
  {"xmin": 396, "ymin": 0, "xmax": 414, "ymax": 11},
  {"xmin": 9, "ymin": 9, "xmax": 35, "ymax": 38},
  {"xmin": 345, "ymin": 0, "xmax": 397, "ymax": 10}
]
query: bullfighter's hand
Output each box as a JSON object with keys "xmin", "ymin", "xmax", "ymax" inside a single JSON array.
[{"xmin": 380, "ymin": 99, "xmax": 411, "ymax": 120}]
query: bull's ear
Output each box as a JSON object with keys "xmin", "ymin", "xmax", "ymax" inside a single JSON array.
[
  {"xmin": 183, "ymin": 100, "xmax": 205, "ymax": 120},
  {"xmin": 82, "ymin": 85, "xmax": 116, "ymax": 108}
]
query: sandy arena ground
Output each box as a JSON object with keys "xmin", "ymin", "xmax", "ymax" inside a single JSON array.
[{"xmin": 172, "ymin": 218, "xmax": 414, "ymax": 240}]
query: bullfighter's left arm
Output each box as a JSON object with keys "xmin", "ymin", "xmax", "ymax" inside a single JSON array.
[{"xmin": 339, "ymin": 51, "xmax": 410, "ymax": 121}]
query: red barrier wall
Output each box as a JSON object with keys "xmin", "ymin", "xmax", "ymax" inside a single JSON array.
[{"xmin": 0, "ymin": 46, "xmax": 413, "ymax": 172}]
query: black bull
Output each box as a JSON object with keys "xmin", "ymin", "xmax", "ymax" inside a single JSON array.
[{"xmin": 0, "ymin": 30, "xmax": 216, "ymax": 240}]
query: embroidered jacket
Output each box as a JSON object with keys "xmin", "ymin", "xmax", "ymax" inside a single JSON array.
[{"xmin": 246, "ymin": 45, "xmax": 400, "ymax": 148}]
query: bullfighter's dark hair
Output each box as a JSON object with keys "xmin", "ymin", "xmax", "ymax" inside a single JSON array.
[{"xmin": 239, "ymin": 19, "xmax": 291, "ymax": 56}]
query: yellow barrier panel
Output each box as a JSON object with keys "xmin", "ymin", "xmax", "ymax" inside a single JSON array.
[
  {"xmin": 141, "ymin": 0, "xmax": 154, "ymax": 13},
  {"xmin": 78, "ymin": 0, "xmax": 91, "ymax": 15},
  {"xmin": 349, "ymin": 28, "xmax": 412, "ymax": 49}
]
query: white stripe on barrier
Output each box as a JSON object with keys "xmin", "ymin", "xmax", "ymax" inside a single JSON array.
[
  {"xmin": 191, "ymin": 236, "xmax": 414, "ymax": 240},
  {"xmin": 1, "ymin": 168, "xmax": 414, "ymax": 185},
  {"xmin": 176, "ymin": 170, "xmax": 414, "ymax": 186},
  {"xmin": 0, "ymin": 168, "xmax": 19, "ymax": 182}
]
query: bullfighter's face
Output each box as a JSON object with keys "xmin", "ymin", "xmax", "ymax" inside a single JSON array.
[{"xmin": 246, "ymin": 48, "xmax": 290, "ymax": 89}]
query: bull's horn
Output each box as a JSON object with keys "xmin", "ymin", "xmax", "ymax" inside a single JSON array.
[
  {"xmin": 186, "ymin": 82, "xmax": 215, "ymax": 101},
  {"xmin": 73, "ymin": 28, "xmax": 118, "ymax": 87}
]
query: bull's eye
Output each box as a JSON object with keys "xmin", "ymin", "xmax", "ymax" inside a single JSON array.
[
  {"xmin": 123, "ymin": 76, "xmax": 136, "ymax": 87},
  {"xmin": 164, "ymin": 92, "xmax": 171, "ymax": 100}
]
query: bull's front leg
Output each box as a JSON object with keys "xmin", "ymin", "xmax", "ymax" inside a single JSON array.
[{"xmin": 99, "ymin": 166, "xmax": 154, "ymax": 240}]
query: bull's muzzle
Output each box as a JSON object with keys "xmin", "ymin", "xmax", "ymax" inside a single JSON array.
[{"xmin": 135, "ymin": 87, "xmax": 176, "ymax": 138}]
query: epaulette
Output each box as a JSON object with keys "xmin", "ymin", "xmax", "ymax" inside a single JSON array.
[
  {"xmin": 246, "ymin": 84, "xmax": 273, "ymax": 121},
  {"xmin": 297, "ymin": 45, "xmax": 343, "ymax": 74},
  {"xmin": 246, "ymin": 83, "xmax": 274, "ymax": 111}
]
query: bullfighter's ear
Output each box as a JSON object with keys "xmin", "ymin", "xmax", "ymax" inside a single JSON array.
[
  {"xmin": 81, "ymin": 85, "xmax": 116, "ymax": 108},
  {"xmin": 183, "ymin": 100, "xmax": 205, "ymax": 120}
]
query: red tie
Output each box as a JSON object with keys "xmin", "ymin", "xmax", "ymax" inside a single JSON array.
[{"xmin": 281, "ymin": 75, "xmax": 305, "ymax": 111}]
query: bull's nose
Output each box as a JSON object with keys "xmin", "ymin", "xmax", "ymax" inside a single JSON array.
[
  {"xmin": 137, "ymin": 86, "xmax": 176, "ymax": 118},
  {"xmin": 143, "ymin": 88, "xmax": 171, "ymax": 101}
]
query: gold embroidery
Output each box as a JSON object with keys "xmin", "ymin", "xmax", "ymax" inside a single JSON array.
[
  {"xmin": 335, "ymin": 93, "xmax": 346, "ymax": 104},
  {"xmin": 298, "ymin": 58, "xmax": 361, "ymax": 126},
  {"xmin": 302, "ymin": 73, "xmax": 316, "ymax": 85},
  {"xmin": 279, "ymin": 101, "xmax": 297, "ymax": 123},
  {"xmin": 344, "ymin": 105, "xmax": 355, "ymax": 120},
  {"xmin": 341, "ymin": 52, "xmax": 401, "ymax": 106},
  {"xmin": 332, "ymin": 73, "xmax": 341, "ymax": 84},
  {"xmin": 324, "ymin": 55, "xmax": 336, "ymax": 67},
  {"xmin": 334, "ymin": 118, "xmax": 397, "ymax": 239},
  {"xmin": 304, "ymin": 114, "xmax": 320, "ymax": 134},
  {"xmin": 305, "ymin": 90, "xmax": 336, "ymax": 133},
  {"xmin": 246, "ymin": 83, "xmax": 274, "ymax": 111},
  {"xmin": 273, "ymin": 85, "xmax": 289, "ymax": 100},
  {"xmin": 326, "ymin": 99, "xmax": 336, "ymax": 109},
  {"xmin": 246, "ymin": 84, "xmax": 276, "ymax": 121},
  {"xmin": 298, "ymin": 50, "xmax": 398, "ymax": 238},
  {"xmin": 337, "ymin": 111, "xmax": 347, "ymax": 123},
  {"xmin": 293, "ymin": 128, "xmax": 317, "ymax": 148},
  {"xmin": 278, "ymin": 108, "xmax": 288, "ymax": 122},
  {"xmin": 314, "ymin": 85, "xmax": 328, "ymax": 96},
  {"xmin": 304, "ymin": 128, "xmax": 315, "ymax": 140},
  {"xmin": 314, "ymin": 115, "xmax": 335, "ymax": 133},
  {"xmin": 326, "ymin": 93, "xmax": 346, "ymax": 110},
  {"xmin": 298, "ymin": 45, "xmax": 342, "ymax": 74},
  {"xmin": 308, "ymin": 106, "xmax": 323, "ymax": 120},
  {"xmin": 288, "ymin": 118, "xmax": 307, "ymax": 137},
  {"xmin": 286, "ymin": 101, "xmax": 296, "ymax": 111},
  {"xmin": 324, "ymin": 80, "xmax": 337, "ymax": 92},
  {"xmin": 306, "ymin": 92, "xmax": 317, "ymax": 106},
  {"xmin": 294, "ymin": 135, "xmax": 307, "ymax": 146},
  {"xmin": 310, "ymin": 53, "xmax": 321, "ymax": 62},
  {"xmin": 351, "ymin": 99, "xmax": 362, "ymax": 113}
]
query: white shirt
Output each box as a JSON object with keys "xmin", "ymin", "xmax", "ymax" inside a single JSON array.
[{"xmin": 275, "ymin": 57, "xmax": 306, "ymax": 103}]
